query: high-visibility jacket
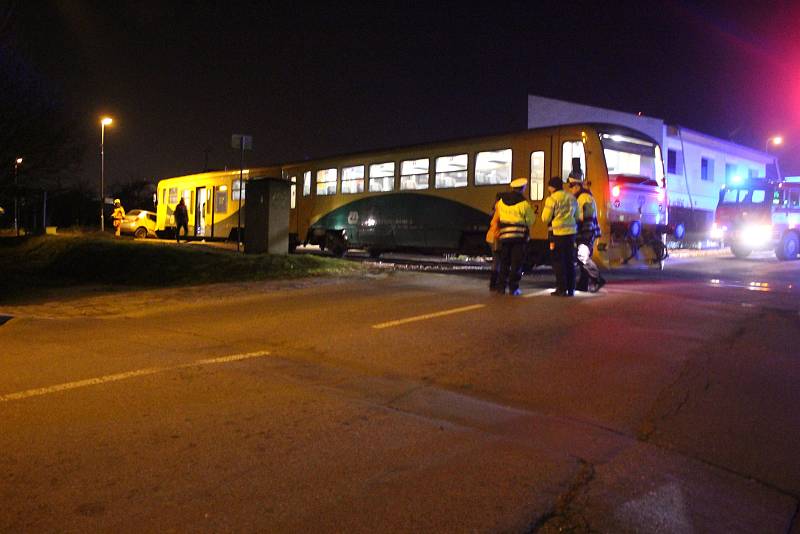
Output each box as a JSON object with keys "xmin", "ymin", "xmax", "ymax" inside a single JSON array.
[
  {"xmin": 494, "ymin": 191, "xmax": 534, "ymax": 241},
  {"xmin": 576, "ymin": 191, "xmax": 598, "ymax": 234},
  {"xmin": 541, "ymin": 189, "xmax": 577, "ymax": 236},
  {"xmin": 112, "ymin": 206, "xmax": 125, "ymax": 225}
]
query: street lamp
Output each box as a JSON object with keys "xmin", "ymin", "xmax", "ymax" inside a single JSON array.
[
  {"xmin": 765, "ymin": 135, "xmax": 783, "ymax": 152},
  {"xmin": 100, "ymin": 117, "xmax": 113, "ymax": 231},
  {"xmin": 13, "ymin": 157, "xmax": 22, "ymax": 236}
]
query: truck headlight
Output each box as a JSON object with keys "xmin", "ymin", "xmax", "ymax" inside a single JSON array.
[{"xmin": 740, "ymin": 224, "xmax": 772, "ymax": 246}]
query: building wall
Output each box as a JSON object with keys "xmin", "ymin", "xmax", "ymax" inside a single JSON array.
[
  {"xmin": 664, "ymin": 127, "xmax": 772, "ymax": 233},
  {"xmin": 527, "ymin": 95, "xmax": 665, "ymax": 145}
]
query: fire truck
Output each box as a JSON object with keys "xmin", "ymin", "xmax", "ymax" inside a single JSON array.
[{"xmin": 711, "ymin": 177, "xmax": 800, "ymax": 260}]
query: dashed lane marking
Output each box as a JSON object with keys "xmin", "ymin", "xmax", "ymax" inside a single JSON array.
[
  {"xmin": 372, "ymin": 304, "xmax": 485, "ymax": 329},
  {"xmin": 0, "ymin": 350, "xmax": 271, "ymax": 403}
]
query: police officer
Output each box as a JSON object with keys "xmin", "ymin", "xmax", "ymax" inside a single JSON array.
[
  {"xmin": 493, "ymin": 177, "xmax": 535, "ymax": 296},
  {"xmin": 112, "ymin": 199, "xmax": 125, "ymax": 237},
  {"xmin": 541, "ymin": 176, "xmax": 578, "ymax": 297},
  {"xmin": 567, "ymin": 173, "xmax": 605, "ymax": 292}
]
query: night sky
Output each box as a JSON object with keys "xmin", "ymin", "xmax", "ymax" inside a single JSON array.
[{"xmin": 7, "ymin": 1, "xmax": 800, "ymax": 191}]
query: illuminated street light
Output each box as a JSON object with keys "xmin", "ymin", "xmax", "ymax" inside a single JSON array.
[
  {"xmin": 13, "ymin": 157, "xmax": 22, "ymax": 236},
  {"xmin": 765, "ymin": 135, "xmax": 783, "ymax": 152},
  {"xmin": 100, "ymin": 117, "xmax": 113, "ymax": 232}
]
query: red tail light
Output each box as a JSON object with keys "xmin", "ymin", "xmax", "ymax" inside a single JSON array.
[{"xmin": 611, "ymin": 185, "xmax": 621, "ymax": 198}]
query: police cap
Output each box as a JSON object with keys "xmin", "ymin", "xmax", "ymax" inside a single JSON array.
[{"xmin": 510, "ymin": 177, "xmax": 528, "ymax": 189}]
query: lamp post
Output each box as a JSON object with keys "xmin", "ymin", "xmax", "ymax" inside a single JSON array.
[
  {"xmin": 765, "ymin": 135, "xmax": 783, "ymax": 152},
  {"xmin": 100, "ymin": 117, "xmax": 113, "ymax": 231},
  {"xmin": 13, "ymin": 157, "xmax": 22, "ymax": 236}
]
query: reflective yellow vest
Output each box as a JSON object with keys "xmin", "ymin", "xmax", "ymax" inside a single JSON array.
[
  {"xmin": 495, "ymin": 193, "xmax": 534, "ymax": 241},
  {"xmin": 541, "ymin": 190, "xmax": 577, "ymax": 236}
]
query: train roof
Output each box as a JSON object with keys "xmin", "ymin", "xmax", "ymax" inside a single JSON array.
[
  {"xmin": 280, "ymin": 123, "xmax": 660, "ymax": 168},
  {"xmin": 156, "ymin": 166, "xmax": 281, "ymax": 184}
]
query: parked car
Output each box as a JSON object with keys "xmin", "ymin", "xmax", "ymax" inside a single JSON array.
[{"xmin": 120, "ymin": 209, "xmax": 158, "ymax": 238}]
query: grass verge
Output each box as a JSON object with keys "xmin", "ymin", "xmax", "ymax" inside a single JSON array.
[{"xmin": 0, "ymin": 234, "xmax": 360, "ymax": 303}]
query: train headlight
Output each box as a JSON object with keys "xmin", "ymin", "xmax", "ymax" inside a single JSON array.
[
  {"xmin": 740, "ymin": 224, "xmax": 772, "ymax": 246},
  {"xmin": 709, "ymin": 222, "xmax": 727, "ymax": 240}
]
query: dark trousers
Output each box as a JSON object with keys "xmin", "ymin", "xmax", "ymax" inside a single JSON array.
[
  {"xmin": 489, "ymin": 249, "xmax": 501, "ymax": 290},
  {"xmin": 497, "ymin": 239, "xmax": 525, "ymax": 293},
  {"xmin": 576, "ymin": 232, "xmax": 600, "ymax": 291},
  {"xmin": 551, "ymin": 234, "xmax": 576, "ymax": 294},
  {"xmin": 176, "ymin": 221, "xmax": 189, "ymax": 242}
]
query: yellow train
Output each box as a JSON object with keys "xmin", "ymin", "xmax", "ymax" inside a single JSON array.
[
  {"xmin": 157, "ymin": 123, "xmax": 683, "ymax": 267},
  {"xmin": 284, "ymin": 123, "xmax": 683, "ymax": 266}
]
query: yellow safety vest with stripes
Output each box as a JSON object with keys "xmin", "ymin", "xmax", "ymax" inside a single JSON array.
[{"xmin": 495, "ymin": 193, "xmax": 534, "ymax": 241}]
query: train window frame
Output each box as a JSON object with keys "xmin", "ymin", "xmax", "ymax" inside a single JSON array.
[
  {"xmin": 530, "ymin": 151, "xmax": 545, "ymax": 201},
  {"xmin": 168, "ymin": 187, "xmax": 178, "ymax": 204},
  {"xmin": 341, "ymin": 165, "xmax": 365, "ymax": 194},
  {"xmin": 369, "ymin": 162, "xmax": 395, "ymax": 192},
  {"xmin": 561, "ymin": 141, "xmax": 586, "ymax": 182},
  {"xmin": 400, "ymin": 158, "xmax": 430, "ymax": 191},
  {"xmin": 316, "ymin": 168, "xmax": 338, "ymax": 196},
  {"xmin": 474, "ymin": 148, "xmax": 512, "ymax": 186},
  {"xmin": 434, "ymin": 153, "xmax": 468, "ymax": 189},
  {"xmin": 214, "ymin": 186, "xmax": 228, "ymax": 213},
  {"xmin": 232, "ymin": 179, "xmax": 246, "ymax": 201},
  {"xmin": 290, "ymin": 176, "xmax": 297, "ymax": 209},
  {"xmin": 303, "ymin": 171, "xmax": 311, "ymax": 196}
]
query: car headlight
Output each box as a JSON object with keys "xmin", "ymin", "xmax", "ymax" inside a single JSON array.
[{"xmin": 740, "ymin": 224, "xmax": 772, "ymax": 246}]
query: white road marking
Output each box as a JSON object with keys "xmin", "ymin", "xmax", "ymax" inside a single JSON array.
[
  {"xmin": 372, "ymin": 304, "xmax": 485, "ymax": 329},
  {"xmin": 0, "ymin": 350, "xmax": 270, "ymax": 403}
]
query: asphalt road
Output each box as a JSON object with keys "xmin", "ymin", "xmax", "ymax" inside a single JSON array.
[{"xmin": 1, "ymin": 252, "xmax": 799, "ymax": 533}]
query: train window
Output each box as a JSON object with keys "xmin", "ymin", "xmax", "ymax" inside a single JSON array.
[
  {"xmin": 369, "ymin": 162, "xmax": 395, "ymax": 192},
  {"xmin": 169, "ymin": 187, "xmax": 178, "ymax": 204},
  {"xmin": 791, "ymin": 191, "xmax": 800, "ymax": 208},
  {"xmin": 290, "ymin": 176, "xmax": 297, "ymax": 209},
  {"xmin": 341, "ymin": 165, "xmax": 365, "ymax": 194},
  {"xmin": 562, "ymin": 141, "xmax": 586, "ymax": 182},
  {"xmin": 303, "ymin": 171, "xmax": 311, "ymax": 196},
  {"xmin": 215, "ymin": 187, "xmax": 228, "ymax": 213},
  {"xmin": 232, "ymin": 179, "xmax": 246, "ymax": 201},
  {"xmin": 435, "ymin": 154, "xmax": 468, "ymax": 189},
  {"xmin": 530, "ymin": 151, "xmax": 545, "ymax": 201},
  {"xmin": 475, "ymin": 149, "xmax": 512, "ymax": 186},
  {"xmin": 161, "ymin": 188, "xmax": 166, "ymax": 204},
  {"xmin": 316, "ymin": 168, "xmax": 338, "ymax": 196},
  {"xmin": 400, "ymin": 158, "xmax": 430, "ymax": 190}
]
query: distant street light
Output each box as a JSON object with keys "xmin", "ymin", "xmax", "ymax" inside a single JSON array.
[
  {"xmin": 765, "ymin": 135, "xmax": 783, "ymax": 152},
  {"xmin": 13, "ymin": 157, "xmax": 22, "ymax": 236},
  {"xmin": 100, "ymin": 117, "xmax": 113, "ymax": 232}
]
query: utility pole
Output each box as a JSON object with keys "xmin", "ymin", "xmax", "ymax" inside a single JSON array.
[{"xmin": 13, "ymin": 157, "xmax": 22, "ymax": 236}]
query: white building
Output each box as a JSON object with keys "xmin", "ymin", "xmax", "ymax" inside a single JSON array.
[{"xmin": 527, "ymin": 95, "xmax": 778, "ymax": 237}]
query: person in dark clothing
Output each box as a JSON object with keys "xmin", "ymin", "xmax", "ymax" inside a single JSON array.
[
  {"xmin": 174, "ymin": 197, "xmax": 189, "ymax": 243},
  {"xmin": 567, "ymin": 175, "xmax": 606, "ymax": 292},
  {"xmin": 486, "ymin": 193, "xmax": 502, "ymax": 291}
]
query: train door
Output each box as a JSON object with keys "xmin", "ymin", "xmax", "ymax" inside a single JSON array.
[
  {"xmin": 526, "ymin": 136, "xmax": 553, "ymax": 241},
  {"xmin": 195, "ymin": 186, "xmax": 206, "ymax": 236}
]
